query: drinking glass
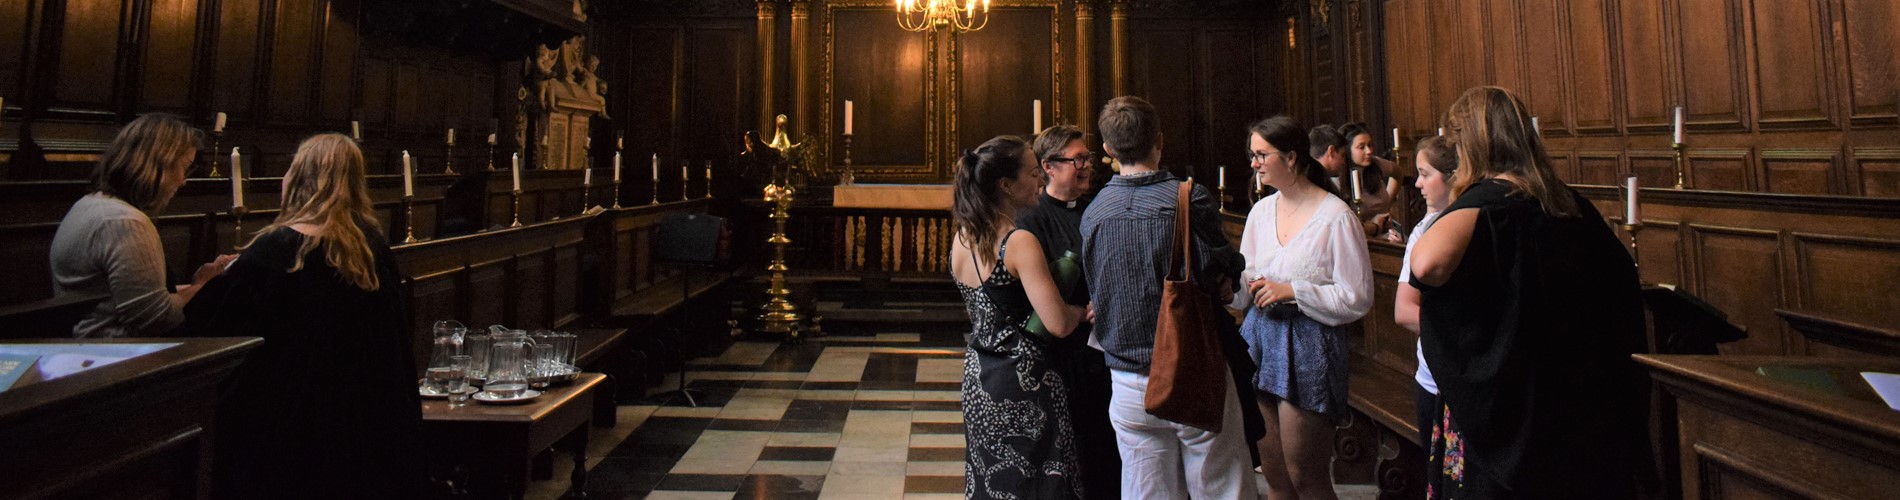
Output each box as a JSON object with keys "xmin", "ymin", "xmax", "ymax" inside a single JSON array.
[
  {"xmin": 465, "ymin": 334, "xmax": 492, "ymax": 380},
  {"xmin": 533, "ymin": 344, "xmax": 555, "ymax": 377},
  {"xmin": 483, "ymin": 329, "xmax": 532, "ymax": 399},
  {"xmin": 446, "ymin": 355, "xmax": 472, "ymax": 408}
]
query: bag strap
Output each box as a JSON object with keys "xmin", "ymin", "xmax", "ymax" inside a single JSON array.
[{"xmin": 1167, "ymin": 179, "xmax": 1194, "ymax": 282}]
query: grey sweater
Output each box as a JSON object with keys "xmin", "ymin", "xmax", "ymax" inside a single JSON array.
[
  {"xmin": 50, "ymin": 193, "xmax": 185, "ymax": 337},
  {"xmin": 1080, "ymin": 172, "xmax": 1243, "ymax": 372}
]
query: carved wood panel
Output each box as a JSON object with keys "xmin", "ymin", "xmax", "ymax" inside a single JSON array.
[
  {"xmin": 0, "ymin": 0, "xmax": 28, "ymax": 100},
  {"xmin": 1857, "ymin": 149, "xmax": 1900, "ymax": 197},
  {"xmin": 1688, "ymin": 149, "xmax": 1753, "ymax": 192},
  {"xmin": 515, "ymin": 249, "xmax": 551, "ymax": 329},
  {"xmin": 1676, "ymin": 0, "xmax": 1749, "ymax": 130},
  {"xmin": 1791, "ymin": 233, "xmax": 1900, "ymax": 330},
  {"xmin": 1635, "ymin": 220, "xmax": 1683, "ymax": 286},
  {"xmin": 1521, "ymin": 0, "xmax": 1568, "ymax": 134},
  {"xmin": 140, "ymin": 0, "xmax": 202, "ymax": 112},
  {"xmin": 1566, "ymin": 0, "xmax": 1616, "ymax": 133},
  {"xmin": 468, "ymin": 258, "xmax": 509, "ymax": 327},
  {"xmin": 1749, "ymin": 0, "xmax": 1835, "ymax": 129},
  {"xmin": 955, "ymin": 8, "xmax": 1056, "ymax": 150},
  {"xmin": 1840, "ymin": 0, "xmax": 1900, "ymax": 124},
  {"xmin": 216, "ymin": 0, "xmax": 263, "ymax": 121},
  {"xmin": 1617, "ymin": 0, "xmax": 1669, "ymax": 132},
  {"xmin": 56, "ymin": 0, "xmax": 124, "ymax": 111},
  {"xmin": 827, "ymin": 7, "xmax": 932, "ymax": 173},
  {"xmin": 1689, "ymin": 225, "xmax": 1787, "ymax": 355},
  {"xmin": 1760, "ymin": 149, "xmax": 1839, "ymax": 196}
]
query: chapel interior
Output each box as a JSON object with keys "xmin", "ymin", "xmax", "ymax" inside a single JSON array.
[{"xmin": 1, "ymin": 0, "xmax": 1897, "ymax": 499}]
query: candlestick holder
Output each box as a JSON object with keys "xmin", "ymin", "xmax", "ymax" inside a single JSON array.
[
  {"xmin": 612, "ymin": 179, "xmax": 623, "ymax": 209},
  {"xmin": 1623, "ymin": 221, "xmax": 1644, "ymax": 277},
  {"xmin": 229, "ymin": 206, "xmax": 248, "ymax": 251},
  {"xmin": 582, "ymin": 180, "xmax": 593, "ymax": 216},
  {"xmin": 510, "ymin": 190, "xmax": 524, "ymax": 228},
  {"xmin": 444, "ymin": 143, "xmax": 457, "ymax": 176},
  {"xmin": 705, "ymin": 163, "xmax": 715, "ymax": 199},
  {"xmin": 208, "ymin": 131, "xmax": 224, "ymax": 177},
  {"xmin": 486, "ymin": 143, "xmax": 497, "ymax": 170},
  {"xmin": 840, "ymin": 134, "xmax": 856, "ymax": 186},
  {"xmin": 1671, "ymin": 142, "xmax": 1687, "ymax": 190},
  {"xmin": 651, "ymin": 177, "xmax": 661, "ymax": 206},
  {"xmin": 682, "ymin": 163, "xmax": 690, "ymax": 202},
  {"xmin": 402, "ymin": 196, "xmax": 418, "ymax": 244}
]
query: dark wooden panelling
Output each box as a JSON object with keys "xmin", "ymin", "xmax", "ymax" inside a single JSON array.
[
  {"xmin": 1485, "ymin": 0, "xmax": 1526, "ymax": 98},
  {"xmin": 1630, "ymin": 151, "xmax": 1676, "ymax": 190},
  {"xmin": 360, "ymin": 56, "xmax": 390, "ymax": 123},
  {"xmin": 1689, "ymin": 149, "xmax": 1753, "ymax": 192},
  {"xmin": 1425, "ymin": 0, "xmax": 1459, "ymax": 127},
  {"xmin": 1749, "ymin": 0, "xmax": 1835, "ymax": 128},
  {"xmin": 956, "ymin": 8, "xmax": 1054, "ymax": 150},
  {"xmin": 1577, "ymin": 151, "xmax": 1621, "ymax": 186},
  {"xmin": 1840, "ymin": 0, "xmax": 1899, "ymax": 124},
  {"xmin": 393, "ymin": 63, "xmax": 421, "ymax": 127},
  {"xmin": 267, "ymin": 0, "xmax": 319, "ymax": 122},
  {"xmin": 686, "ymin": 27, "xmax": 746, "ymax": 181},
  {"xmin": 1617, "ymin": 0, "xmax": 1669, "ymax": 132},
  {"xmin": 1857, "ymin": 149, "xmax": 1900, "ymax": 197},
  {"xmin": 1792, "ymin": 233, "xmax": 1900, "ymax": 331},
  {"xmin": 1761, "ymin": 149, "xmax": 1838, "ymax": 195},
  {"xmin": 0, "ymin": 0, "xmax": 29, "ymax": 99},
  {"xmin": 515, "ymin": 250, "xmax": 550, "ymax": 328},
  {"xmin": 830, "ymin": 9, "xmax": 928, "ymax": 168},
  {"xmin": 1521, "ymin": 0, "xmax": 1568, "ymax": 133},
  {"xmin": 318, "ymin": 0, "xmax": 357, "ymax": 122},
  {"xmin": 468, "ymin": 258, "xmax": 508, "ymax": 327},
  {"xmin": 625, "ymin": 27, "xmax": 680, "ymax": 204},
  {"xmin": 140, "ymin": 0, "xmax": 200, "ymax": 111},
  {"xmin": 215, "ymin": 0, "xmax": 262, "ymax": 119},
  {"xmin": 1678, "ymin": 0, "xmax": 1748, "ymax": 129},
  {"xmin": 56, "ymin": 0, "xmax": 124, "ymax": 109},
  {"xmin": 553, "ymin": 244, "xmax": 579, "ymax": 326},
  {"xmin": 1690, "ymin": 225, "xmax": 1786, "ymax": 355},
  {"xmin": 409, "ymin": 269, "xmax": 465, "ymax": 342},
  {"xmin": 1204, "ymin": 27, "xmax": 1258, "ymax": 172},
  {"xmin": 1128, "ymin": 28, "xmax": 1194, "ymax": 170},
  {"xmin": 1635, "ymin": 221, "xmax": 1683, "ymax": 286},
  {"xmin": 1566, "ymin": 0, "xmax": 1616, "ymax": 132}
]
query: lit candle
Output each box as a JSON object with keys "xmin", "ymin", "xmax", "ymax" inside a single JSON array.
[
  {"xmin": 844, "ymin": 100, "xmax": 854, "ymax": 136},
  {"xmin": 213, "ymin": 112, "xmax": 227, "ymax": 133},
  {"xmin": 1672, "ymin": 106, "xmax": 1684, "ymax": 145},
  {"xmin": 511, "ymin": 153, "xmax": 522, "ymax": 192},
  {"xmin": 613, "ymin": 152, "xmax": 622, "ymax": 182},
  {"xmin": 401, "ymin": 150, "xmax": 414, "ymax": 197},
  {"xmin": 651, "ymin": 154, "xmax": 660, "ymax": 182},
  {"xmin": 229, "ymin": 148, "xmax": 244, "ymax": 207},
  {"xmin": 583, "ymin": 165, "xmax": 593, "ymax": 187},
  {"xmin": 1032, "ymin": 99, "xmax": 1042, "ymax": 132},
  {"xmin": 1626, "ymin": 176, "xmax": 1641, "ymax": 223},
  {"xmin": 446, "ymin": 128, "xmax": 456, "ymax": 146},
  {"xmin": 351, "ymin": 121, "xmax": 362, "ymax": 141},
  {"xmin": 1392, "ymin": 128, "xmax": 1400, "ymax": 148}
]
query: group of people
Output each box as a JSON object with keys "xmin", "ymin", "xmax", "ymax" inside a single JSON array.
[
  {"xmin": 951, "ymin": 87, "xmax": 1651, "ymax": 499},
  {"xmin": 50, "ymin": 114, "xmax": 424, "ymax": 498}
]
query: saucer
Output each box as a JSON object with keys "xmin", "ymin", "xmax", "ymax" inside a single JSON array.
[
  {"xmin": 419, "ymin": 386, "xmax": 477, "ymax": 399},
  {"xmin": 473, "ymin": 389, "xmax": 542, "ymax": 404}
]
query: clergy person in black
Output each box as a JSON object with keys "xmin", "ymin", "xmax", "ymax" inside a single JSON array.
[{"xmin": 1016, "ymin": 125, "xmax": 1120, "ymax": 498}]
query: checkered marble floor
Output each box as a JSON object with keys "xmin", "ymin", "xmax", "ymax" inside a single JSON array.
[{"xmin": 528, "ymin": 326, "xmax": 1380, "ymax": 500}]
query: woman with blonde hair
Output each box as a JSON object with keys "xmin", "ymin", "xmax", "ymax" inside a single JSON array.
[
  {"xmin": 179, "ymin": 133, "xmax": 424, "ymax": 499},
  {"xmin": 1408, "ymin": 86, "xmax": 1649, "ymax": 498},
  {"xmin": 51, "ymin": 112, "xmax": 234, "ymax": 337}
]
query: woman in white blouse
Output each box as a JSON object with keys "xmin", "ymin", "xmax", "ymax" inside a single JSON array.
[{"xmin": 1236, "ymin": 116, "xmax": 1374, "ymax": 500}]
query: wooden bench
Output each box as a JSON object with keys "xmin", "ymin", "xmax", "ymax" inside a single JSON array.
[
  {"xmin": 1344, "ymin": 358, "xmax": 1427, "ymax": 500},
  {"xmin": 0, "ymin": 293, "xmax": 109, "ymax": 340}
]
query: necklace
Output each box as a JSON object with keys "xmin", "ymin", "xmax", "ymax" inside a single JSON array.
[{"xmin": 1277, "ymin": 191, "xmax": 1319, "ymax": 245}]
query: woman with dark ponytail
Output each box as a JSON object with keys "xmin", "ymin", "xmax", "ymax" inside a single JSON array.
[{"xmin": 951, "ymin": 135, "xmax": 1088, "ymax": 499}]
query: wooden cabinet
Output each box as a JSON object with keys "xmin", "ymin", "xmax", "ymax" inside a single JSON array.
[{"xmin": 1639, "ymin": 355, "xmax": 1900, "ymax": 499}]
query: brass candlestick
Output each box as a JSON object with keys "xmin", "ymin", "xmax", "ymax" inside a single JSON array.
[
  {"xmin": 1623, "ymin": 221, "xmax": 1643, "ymax": 277},
  {"xmin": 402, "ymin": 196, "xmax": 418, "ymax": 244},
  {"xmin": 754, "ymin": 114, "xmax": 807, "ymax": 339},
  {"xmin": 705, "ymin": 161, "xmax": 714, "ymax": 199},
  {"xmin": 229, "ymin": 206, "xmax": 248, "ymax": 251},
  {"xmin": 510, "ymin": 190, "xmax": 523, "ymax": 228},
  {"xmin": 582, "ymin": 180, "xmax": 592, "ymax": 215},
  {"xmin": 650, "ymin": 175, "xmax": 661, "ymax": 205},
  {"xmin": 487, "ymin": 141, "xmax": 497, "ymax": 170},
  {"xmin": 681, "ymin": 160, "xmax": 690, "ymax": 201},
  {"xmin": 612, "ymin": 178, "xmax": 623, "ymax": 209},
  {"xmin": 840, "ymin": 134, "xmax": 855, "ymax": 186},
  {"xmin": 444, "ymin": 143, "xmax": 457, "ymax": 175},
  {"xmin": 1671, "ymin": 141, "xmax": 1687, "ymax": 189},
  {"xmin": 208, "ymin": 131, "xmax": 224, "ymax": 177}
]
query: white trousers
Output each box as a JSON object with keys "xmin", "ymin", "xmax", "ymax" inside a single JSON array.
[{"xmin": 1109, "ymin": 369, "xmax": 1259, "ymax": 499}]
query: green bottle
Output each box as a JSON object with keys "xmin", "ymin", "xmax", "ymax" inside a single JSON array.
[{"xmin": 1024, "ymin": 251, "xmax": 1082, "ymax": 341}]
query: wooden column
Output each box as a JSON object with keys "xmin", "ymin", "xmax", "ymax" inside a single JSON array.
[
  {"xmin": 1110, "ymin": 0, "xmax": 1128, "ymax": 97},
  {"xmin": 757, "ymin": 0, "xmax": 780, "ymax": 135},
  {"xmin": 790, "ymin": 0, "xmax": 812, "ymax": 140},
  {"xmin": 1075, "ymin": 0, "xmax": 1095, "ymax": 131}
]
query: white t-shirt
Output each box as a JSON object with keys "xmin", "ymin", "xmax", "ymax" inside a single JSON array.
[{"xmin": 1400, "ymin": 211, "xmax": 1441, "ymax": 394}]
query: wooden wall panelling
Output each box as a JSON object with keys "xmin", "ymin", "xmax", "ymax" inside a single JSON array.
[
  {"xmin": 1856, "ymin": 148, "xmax": 1900, "ymax": 197},
  {"xmin": 1747, "ymin": 0, "xmax": 1836, "ymax": 129},
  {"xmin": 685, "ymin": 25, "xmax": 748, "ymax": 195},
  {"xmin": 1838, "ymin": 0, "xmax": 1900, "ymax": 125},
  {"xmin": 1565, "ymin": 0, "xmax": 1617, "ymax": 133},
  {"xmin": 1629, "ymin": 149, "xmax": 1676, "ymax": 192},
  {"xmin": 1635, "ymin": 220, "xmax": 1684, "ymax": 287},
  {"xmin": 1675, "ymin": 0, "xmax": 1749, "ymax": 131},
  {"xmin": 317, "ymin": 0, "xmax": 357, "ymax": 122},
  {"xmin": 624, "ymin": 26, "xmax": 680, "ymax": 206},
  {"xmin": 514, "ymin": 249, "xmax": 551, "ymax": 329},
  {"xmin": 1688, "ymin": 148, "xmax": 1753, "ymax": 192},
  {"xmin": 360, "ymin": 54, "xmax": 391, "ymax": 124},
  {"xmin": 1790, "ymin": 232, "xmax": 1900, "ymax": 334},
  {"xmin": 1450, "ymin": 0, "xmax": 1484, "ymax": 100},
  {"xmin": 1576, "ymin": 150, "xmax": 1621, "ymax": 186},
  {"xmin": 553, "ymin": 242, "xmax": 579, "ymax": 327},
  {"xmin": 1520, "ymin": 0, "xmax": 1568, "ymax": 135},
  {"xmin": 1688, "ymin": 224, "xmax": 1789, "ymax": 355},
  {"xmin": 467, "ymin": 256, "xmax": 509, "ymax": 327},
  {"xmin": 1127, "ymin": 26, "xmax": 1196, "ymax": 170},
  {"xmin": 407, "ymin": 267, "xmax": 467, "ymax": 353},
  {"xmin": 139, "ymin": 0, "xmax": 202, "ymax": 112},
  {"xmin": 52, "ymin": 0, "xmax": 124, "ymax": 113},
  {"xmin": 0, "ymin": 222, "xmax": 62, "ymax": 305},
  {"xmin": 1616, "ymin": 0, "xmax": 1669, "ymax": 134},
  {"xmin": 0, "ymin": 0, "xmax": 31, "ymax": 101},
  {"xmin": 1204, "ymin": 26, "xmax": 1259, "ymax": 174},
  {"xmin": 1760, "ymin": 148, "xmax": 1840, "ymax": 196},
  {"xmin": 215, "ymin": 0, "xmax": 262, "ymax": 121},
  {"xmin": 954, "ymin": 7, "xmax": 1055, "ymax": 153},
  {"xmin": 1483, "ymin": 0, "xmax": 1526, "ymax": 103},
  {"xmin": 1424, "ymin": 0, "xmax": 1458, "ymax": 129},
  {"xmin": 826, "ymin": 6, "xmax": 932, "ymax": 177},
  {"xmin": 267, "ymin": 0, "xmax": 320, "ymax": 124}
]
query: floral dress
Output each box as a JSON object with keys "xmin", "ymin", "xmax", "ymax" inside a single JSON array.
[{"xmin": 954, "ymin": 230, "xmax": 1082, "ymax": 500}]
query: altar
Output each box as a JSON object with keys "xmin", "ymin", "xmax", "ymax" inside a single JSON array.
[{"xmin": 831, "ymin": 183, "xmax": 953, "ymax": 210}]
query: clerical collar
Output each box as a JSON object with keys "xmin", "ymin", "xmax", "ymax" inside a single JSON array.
[{"xmin": 1042, "ymin": 191, "xmax": 1080, "ymax": 209}]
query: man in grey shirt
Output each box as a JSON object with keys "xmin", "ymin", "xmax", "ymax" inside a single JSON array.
[{"xmin": 1080, "ymin": 96, "xmax": 1255, "ymax": 498}]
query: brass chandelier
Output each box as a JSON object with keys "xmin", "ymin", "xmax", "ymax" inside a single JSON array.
[{"xmin": 896, "ymin": 0, "xmax": 990, "ymax": 32}]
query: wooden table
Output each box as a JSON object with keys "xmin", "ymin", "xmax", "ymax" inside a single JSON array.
[{"xmin": 423, "ymin": 372, "xmax": 604, "ymax": 499}]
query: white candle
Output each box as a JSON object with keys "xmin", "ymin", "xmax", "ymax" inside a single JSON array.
[
  {"xmin": 213, "ymin": 112, "xmax": 227, "ymax": 133},
  {"xmin": 844, "ymin": 100, "xmax": 854, "ymax": 136},
  {"xmin": 351, "ymin": 121, "xmax": 362, "ymax": 140},
  {"xmin": 583, "ymin": 165, "xmax": 593, "ymax": 186},
  {"xmin": 487, "ymin": 133, "xmax": 496, "ymax": 146},
  {"xmin": 617, "ymin": 134, "xmax": 624, "ymax": 150},
  {"xmin": 1218, "ymin": 165, "xmax": 1226, "ymax": 190},
  {"xmin": 511, "ymin": 153, "xmax": 522, "ymax": 192},
  {"xmin": 613, "ymin": 152, "xmax": 622, "ymax": 182},
  {"xmin": 1351, "ymin": 167, "xmax": 1364, "ymax": 198},
  {"xmin": 651, "ymin": 154, "xmax": 660, "ymax": 182},
  {"xmin": 1532, "ymin": 116, "xmax": 1541, "ymax": 133},
  {"xmin": 1437, "ymin": 127, "xmax": 1445, "ymax": 136},
  {"xmin": 681, "ymin": 161, "xmax": 688, "ymax": 182},
  {"xmin": 1392, "ymin": 128, "xmax": 1400, "ymax": 148},
  {"xmin": 1672, "ymin": 106, "xmax": 1684, "ymax": 144},
  {"xmin": 229, "ymin": 148, "xmax": 243, "ymax": 207},
  {"xmin": 446, "ymin": 128, "xmax": 455, "ymax": 146},
  {"xmin": 1626, "ymin": 176, "xmax": 1641, "ymax": 222},
  {"xmin": 586, "ymin": 137, "xmax": 592, "ymax": 150},
  {"xmin": 1033, "ymin": 99, "xmax": 1042, "ymax": 132},
  {"xmin": 401, "ymin": 150, "xmax": 414, "ymax": 197}
]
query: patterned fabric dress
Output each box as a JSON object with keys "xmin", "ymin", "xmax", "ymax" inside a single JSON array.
[{"xmin": 955, "ymin": 232, "xmax": 1083, "ymax": 500}]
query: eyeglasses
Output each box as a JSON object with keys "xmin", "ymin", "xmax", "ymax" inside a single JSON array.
[
  {"xmin": 1249, "ymin": 150, "xmax": 1293, "ymax": 163},
  {"xmin": 1044, "ymin": 154, "xmax": 1097, "ymax": 169}
]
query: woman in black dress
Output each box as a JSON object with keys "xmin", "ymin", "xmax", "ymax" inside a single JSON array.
[
  {"xmin": 179, "ymin": 133, "xmax": 424, "ymax": 499},
  {"xmin": 1409, "ymin": 86, "xmax": 1650, "ymax": 499},
  {"xmin": 950, "ymin": 135, "xmax": 1089, "ymax": 499}
]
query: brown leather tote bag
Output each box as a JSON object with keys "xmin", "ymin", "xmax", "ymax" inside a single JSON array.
[{"xmin": 1143, "ymin": 180, "xmax": 1230, "ymax": 432}]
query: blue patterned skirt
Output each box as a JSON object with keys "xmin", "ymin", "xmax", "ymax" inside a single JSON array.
[{"xmin": 1240, "ymin": 307, "xmax": 1351, "ymax": 422}]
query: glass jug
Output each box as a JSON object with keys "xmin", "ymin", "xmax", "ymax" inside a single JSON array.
[
  {"xmin": 482, "ymin": 328, "xmax": 534, "ymax": 398},
  {"xmin": 422, "ymin": 320, "xmax": 467, "ymax": 395}
]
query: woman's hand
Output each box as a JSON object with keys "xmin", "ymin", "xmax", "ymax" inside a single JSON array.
[
  {"xmin": 1251, "ymin": 280, "xmax": 1295, "ymax": 308},
  {"xmin": 192, "ymin": 254, "xmax": 238, "ymax": 286}
]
